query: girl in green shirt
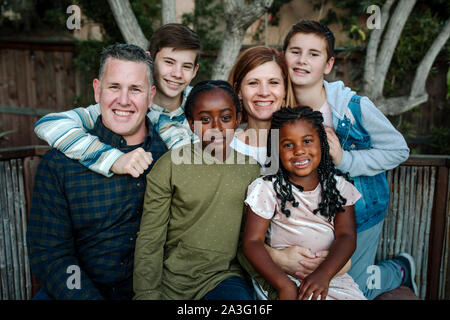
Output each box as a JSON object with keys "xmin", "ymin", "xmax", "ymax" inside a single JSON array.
[{"xmin": 133, "ymin": 80, "xmax": 261, "ymax": 300}]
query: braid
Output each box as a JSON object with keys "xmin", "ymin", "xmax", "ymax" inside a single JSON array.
[{"xmin": 266, "ymin": 106, "xmax": 351, "ymax": 222}]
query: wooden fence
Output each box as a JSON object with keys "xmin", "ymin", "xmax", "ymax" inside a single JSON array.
[
  {"xmin": 0, "ymin": 147, "xmax": 449, "ymax": 300},
  {"xmin": 0, "ymin": 40, "xmax": 94, "ymax": 148}
]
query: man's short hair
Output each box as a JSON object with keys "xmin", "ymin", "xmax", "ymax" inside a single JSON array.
[
  {"xmin": 98, "ymin": 43, "xmax": 154, "ymax": 87},
  {"xmin": 148, "ymin": 23, "xmax": 201, "ymax": 65}
]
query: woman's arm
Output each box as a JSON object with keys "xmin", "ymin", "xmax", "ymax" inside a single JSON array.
[
  {"xmin": 297, "ymin": 205, "xmax": 357, "ymax": 300},
  {"xmin": 242, "ymin": 208, "xmax": 298, "ymax": 300}
]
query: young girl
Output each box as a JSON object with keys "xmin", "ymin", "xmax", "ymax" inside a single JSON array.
[
  {"xmin": 282, "ymin": 20, "xmax": 414, "ymax": 299},
  {"xmin": 133, "ymin": 80, "xmax": 261, "ymax": 300},
  {"xmin": 242, "ymin": 106, "xmax": 366, "ymax": 300}
]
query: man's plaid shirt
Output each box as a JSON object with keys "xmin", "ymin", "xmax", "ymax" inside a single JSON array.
[{"xmin": 27, "ymin": 116, "xmax": 167, "ymax": 300}]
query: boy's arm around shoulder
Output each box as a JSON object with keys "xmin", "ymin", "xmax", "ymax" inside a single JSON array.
[
  {"xmin": 133, "ymin": 152, "xmax": 173, "ymax": 300},
  {"xmin": 34, "ymin": 104, "xmax": 125, "ymax": 177},
  {"xmin": 336, "ymin": 96, "xmax": 410, "ymax": 177}
]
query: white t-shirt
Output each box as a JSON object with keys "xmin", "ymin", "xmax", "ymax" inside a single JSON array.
[
  {"xmin": 230, "ymin": 135, "xmax": 267, "ymax": 167},
  {"xmin": 319, "ymin": 100, "xmax": 333, "ymax": 127}
]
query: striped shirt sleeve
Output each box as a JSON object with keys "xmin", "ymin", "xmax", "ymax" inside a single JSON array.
[{"xmin": 34, "ymin": 104, "xmax": 124, "ymax": 177}]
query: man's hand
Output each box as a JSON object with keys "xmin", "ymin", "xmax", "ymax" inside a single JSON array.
[
  {"xmin": 266, "ymin": 245, "xmax": 327, "ymax": 278},
  {"xmin": 324, "ymin": 126, "xmax": 343, "ymax": 166},
  {"xmin": 111, "ymin": 148, "xmax": 153, "ymax": 177}
]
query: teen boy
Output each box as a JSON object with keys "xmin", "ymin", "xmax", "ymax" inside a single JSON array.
[{"xmin": 33, "ymin": 23, "xmax": 201, "ymax": 177}]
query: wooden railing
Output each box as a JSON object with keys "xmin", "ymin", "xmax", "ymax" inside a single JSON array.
[{"xmin": 0, "ymin": 147, "xmax": 449, "ymax": 300}]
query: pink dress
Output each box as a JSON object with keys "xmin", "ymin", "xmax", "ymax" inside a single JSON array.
[{"xmin": 245, "ymin": 175, "xmax": 367, "ymax": 300}]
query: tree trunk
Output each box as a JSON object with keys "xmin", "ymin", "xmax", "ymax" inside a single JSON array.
[
  {"xmin": 162, "ymin": 0, "xmax": 177, "ymax": 24},
  {"xmin": 370, "ymin": 0, "xmax": 417, "ymax": 100},
  {"xmin": 211, "ymin": 0, "xmax": 274, "ymax": 80},
  {"xmin": 362, "ymin": 0, "xmax": 395, "ymax": 94},
  {"xmin": 107, "ymin": 0, "xmax": 149, "ymax": 50}
]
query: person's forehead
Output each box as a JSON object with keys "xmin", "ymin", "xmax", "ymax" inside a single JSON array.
[
  {"xmin": 194, "ymin": 89, "xmax": 236, "ymax": 111},
  {"xmin": 103, "ymin": 58, "xmax": 148, "ymax": 80},
  {"xmin": 288, "ymin": 33, "xmax": 327, "ymax": 50},
  {"xmin": 156, "ymin": 47, "xmax": 197, "ymax": 63}
]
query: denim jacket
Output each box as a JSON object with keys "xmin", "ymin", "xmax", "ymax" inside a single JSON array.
[{"xmin": 324, "ymin": 81, "xmax": 409, "ymax": 232}]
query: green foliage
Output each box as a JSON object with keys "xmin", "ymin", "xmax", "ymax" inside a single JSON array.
[
  {"xmin": 430, "ymin": 126, "xmax": 450, "ymax": 154},
  {"xmin": 384, "ymin": 7, "xmax": 445, "ymax": 97}
]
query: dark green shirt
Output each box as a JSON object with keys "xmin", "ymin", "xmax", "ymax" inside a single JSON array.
[{"xmin": 133, "ymin": 143, "xmax": 260, "ymax": 300}]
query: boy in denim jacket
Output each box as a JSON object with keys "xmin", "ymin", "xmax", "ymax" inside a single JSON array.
[{"xmin": 275, "ymin": 20, "xmax": 416, "ymax": 299}]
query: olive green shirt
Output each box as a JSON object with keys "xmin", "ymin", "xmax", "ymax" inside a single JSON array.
[{"xmin": 133, "ymin": 143, "xmax": 260, "ymax": 300}]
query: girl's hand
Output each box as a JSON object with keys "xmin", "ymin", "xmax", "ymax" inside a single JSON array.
[
  {"xmin": 324, "ymin": 126, "xmax": 343, "ymax": 166},
  {"xmin": 297, "ymin": 271, "xmax": 330, "ymax": 300},
  {"xmin": 277, "ymin": 281, "xmax": 299, "ymax": 300}
]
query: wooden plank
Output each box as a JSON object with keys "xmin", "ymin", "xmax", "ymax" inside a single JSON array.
[
  {"xmin": 5, "ymin": 159, "xmax": 21, "ymax": 299},
  {"xmin": 53, "ymin": 51, "xmax": 65, "ymax": 110},
  {"xmin": 0, "ymin": 105, "xmax": 58, "ymax": 116},
  {"xmin": 0, "ymin": 161, "xmax": 10, "ymax": 299},
  {"xmin": 0, "ymin": 49, "xmax": 7, "ymax": 105},
  {"xmin": 14, "ymin": 50, "xmax": 27, "ymax": 108},
  {"xmin": 17, "ymin": 159, "xmax": 32, "ymax": 299},
  {"xmin": 11, "ymin": 159, "xmax": 25, "ymax": 299},
  {"xmin": 1, "ymin": 161, "xmax": 15, "ymax": 299},
  {"xmin": 427, "ymin": 165, "xmax": 449, "ymax": 299},
  {"xmin": 4, "ymin": 49, "xmax": 18, "ymax": 108}
]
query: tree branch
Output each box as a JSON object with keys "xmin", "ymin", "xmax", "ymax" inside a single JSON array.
[
  {"xmin": 375, "ymin": 94, "xmax": 428, "ymax": 116},
  {"xmin": 362, "ymin": 0, "xmax": 395, "ymax": 94},
  {"xmin": 371, "ymin": 0, "xmax": 416, "ymax": 99},
  {"xmin": 107, "ymin": 0, "xmax": 149, "ymax": 50},
  {"xmin": 410, "ymin": 20, "xmax": 450, "ymax": 97},
  {"xmin": 211, "ymin": 0, "xmax": 274, "ymax": 80},
  {"xmin": 162, "ymin": 0, "xmax": 177, "ymax": 25}
]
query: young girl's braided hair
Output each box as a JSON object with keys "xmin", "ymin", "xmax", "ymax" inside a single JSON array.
[{"xmin": 265, "ymin": 106, "xmax": 351, "ymax": 222}]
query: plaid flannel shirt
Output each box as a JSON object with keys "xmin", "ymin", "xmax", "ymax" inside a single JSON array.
[{"xmin": 26, "ymin": 117, "xmax": 167, "ymax": 300}]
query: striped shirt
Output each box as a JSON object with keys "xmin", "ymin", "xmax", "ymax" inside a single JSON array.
[
  {"xmin": 33, "ymin": 87, "xmax": 197, "ymax": 177},
  {"xmin": 26, "ymin": 117, "xmax": 167, "ymax": 300}
]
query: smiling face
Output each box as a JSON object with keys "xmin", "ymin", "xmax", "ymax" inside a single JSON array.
[
  {"xmin": 93, "ymin": 58, "xmax": 155, "ymax": 145},
  {"xmin": 284, "ymin": 33, "xmax": 334, "ymax": 88},
  {"xmin": 188, "ymin": 88, "xmax": 241, "ymax": 158},
  {"xmin": 153, "ymin": 47, "xmax": 198, "ymax": 109},
  {"xmin": 238, "ymin": 61, "xmax": 286, "ymax": 122},
  {"xmin": 280, "ymin": 119, "xmax": 322, "ymax": 190}
]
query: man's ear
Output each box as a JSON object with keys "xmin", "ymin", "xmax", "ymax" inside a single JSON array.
[
  {"xmin": 93, "ymin": 78, "xmax": 101, "ymax": 103},
  {"xmin": 148, "ymin": 85, "xmax": 156, "ymax": 110},
  {"xmin": 324, "ymin": 56, "xmax": 335, "ymax": 75},
  {"xmin": 145, "ymin": 50, "xmax": 151, "ymax": 56}
]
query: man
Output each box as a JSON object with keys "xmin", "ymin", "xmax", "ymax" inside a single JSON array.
[
  {"xmin": 33, "ymin": 24, "xmax": 201, "ymax": 178},
  {"xmin": 27, "ymin": 44, "xmax": 167, "ymax": 300}
]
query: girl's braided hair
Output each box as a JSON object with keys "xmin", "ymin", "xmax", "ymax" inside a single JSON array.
[{"xmin": 265, "ymin": 106, "xmax": 351, "ymax": 222}]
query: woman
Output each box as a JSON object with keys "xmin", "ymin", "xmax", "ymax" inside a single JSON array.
[{"xmin": 227, "ymin": 46, "xmax": 295, "ymax": 166}]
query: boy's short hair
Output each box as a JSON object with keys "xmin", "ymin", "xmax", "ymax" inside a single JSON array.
[
  {"xmin": 149, "ymin": 23, "xmax": 201, "ymax": 65},
  {"xmin": 99, "ymin": 43, "xmax": 153, "ymax": 87},
  {"xmin": 283, "ymin": 20, "xmax": 335, "ymax": 60}
]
